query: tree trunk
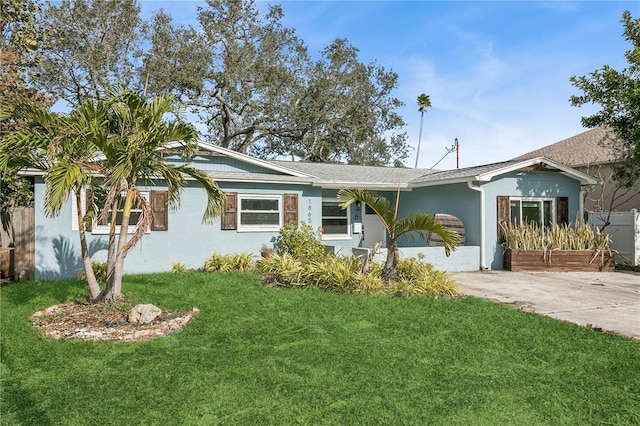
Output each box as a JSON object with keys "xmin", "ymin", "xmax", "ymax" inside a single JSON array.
[
  {"xmin": 103, "ymin": 199, "xmax": 119, "ymax": 301},
  {"xmin": 104, "ymin": 192, "xmax": 132, "ymax": 301},
  {"xmin": 359, "ymin": 241, "xmax": 383, "ymax": 275},
  {"xmin": 75, "ymin": 190, "xmax": 102, "ymax": 302},
  {"xmin": 381, "ymin": 242, "xmax": 399, "ymax": 282}
]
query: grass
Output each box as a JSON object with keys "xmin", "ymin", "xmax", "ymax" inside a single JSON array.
[{"xmin": 1, "ymin": 272, "xmax": 639, "ymax": 425}]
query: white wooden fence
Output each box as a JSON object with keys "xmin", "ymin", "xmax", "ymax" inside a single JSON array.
[{"xmin": 589, "ymin": 209, "xmax": 640, "ymax": 265}]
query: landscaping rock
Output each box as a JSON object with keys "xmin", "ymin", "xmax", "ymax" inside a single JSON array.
[
  {"xmin": 128, "ymin": 304, "xmax": 162, "ymax": 325},
  {"xmin": 31, "ymin": 302, "xmax": 199, "ymax": 342}
]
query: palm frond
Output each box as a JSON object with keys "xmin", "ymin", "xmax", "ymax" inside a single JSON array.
[
  {"xmin": 43, "ymin": 162, "xmax": 91, "ymax": 217},
  {"xmin": 337, "ymin": 187, "xmax": 395, "ymax": 230}
]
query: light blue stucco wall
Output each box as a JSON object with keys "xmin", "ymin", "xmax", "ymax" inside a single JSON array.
[
  {"xmin": 395, "ymin": 183, "xmax": 483, "ymax": 269},
  {"xmin": 31, "ymin": 168, "xmax": 584, "ymax": 279},
  {"xmin": 320, "ymin": 172, "xmax": 582, "ymax": 271},
  {"xmin": 481, "ymin": 171, "xmax": 582, "ymax": 269},
  {"xmin": 33, "ymin": 177, "xmax": 321, "ymax": 280},
  {"xmin": 397, "ymin": 183, "xmax": 482, "ymax": 247}
]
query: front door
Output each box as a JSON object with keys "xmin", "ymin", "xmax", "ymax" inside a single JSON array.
[{"xmin": 362, "ymin": 204, "xmax": 386, "ymax": 248}]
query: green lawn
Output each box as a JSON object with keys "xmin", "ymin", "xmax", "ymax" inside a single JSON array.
[{"xmin": 1, "ymin": 272, "xmax": 639, "ymax": 425}]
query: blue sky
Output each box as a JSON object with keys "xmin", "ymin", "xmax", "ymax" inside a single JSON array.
[{"xmin": 141, "ymin": 1, "xmax": 638, "ymax": 169}]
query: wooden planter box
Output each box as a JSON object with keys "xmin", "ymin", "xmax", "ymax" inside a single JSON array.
[{"xmin": 504, "ymin": 249, "xmax": 615, "ymax": 272}]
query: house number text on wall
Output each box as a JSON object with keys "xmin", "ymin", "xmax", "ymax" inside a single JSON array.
[{"xmin": 308, "ymin": 199, "xmax": 312, "ymax": 224}]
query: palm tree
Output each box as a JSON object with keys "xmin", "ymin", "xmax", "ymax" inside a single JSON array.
[
  {"xmin": 0, "ymin": 102, "xmax": 105, "ymax": 300},
  {"xmin": 415, "ymin": 93, "xmax": 431, "ymax": 168},
  {"xmin": 89, "ymin": 87, "xmax": 225, "ymax": 301},
  {"xmin": 338, "ymin": 187, "xmax": 458, "ymax": 281},
  {"xmin": 1, "ymin": 87, "xmax": 225, "ymax": 303}
]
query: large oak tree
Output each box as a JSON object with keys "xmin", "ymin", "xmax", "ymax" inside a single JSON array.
[
  {"xmin": 35, "ymin": 0, "xmax": 410, "ymax": 166},
  {"xmin": 36, "ymin": 0, "xmax": 145, "ymax": 105}
]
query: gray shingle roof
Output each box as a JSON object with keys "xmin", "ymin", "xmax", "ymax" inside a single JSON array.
[
  {"xmin": 512, "ymin": 127, "xmax": 616, "ymax": 166},
  {"xmin": 269, "ymin": 160, "xmax": 436, "ymax": 187},
  {"xmin": 268, "ymin": 157, "xmax": 599, "ymax": 187},
  {"xmin": 409, "ymin": 160, "xmax": 522, "ymax": 184}
]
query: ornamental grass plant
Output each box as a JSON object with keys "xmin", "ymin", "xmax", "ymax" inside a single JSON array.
[
  {"xmin": 257, "ymin": 253, "xmax": 462, "ymax": 296},
  {"xmin": 203, "ymin": 252, "xmax": 255, "ymax": 272},
  {"xmin": 258, "ymin": 222, "xmax": 461, "ymax": 296},
  {"xmin": 501, "ymin": 220, "xmax": 612, "ymax": 251}
]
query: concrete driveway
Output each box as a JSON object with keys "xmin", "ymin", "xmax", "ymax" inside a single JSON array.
[{"xmin": 452, "ymin": 270, "xmax": 640, "ymax": 340}]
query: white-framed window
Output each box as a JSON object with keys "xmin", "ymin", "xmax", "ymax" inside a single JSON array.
[
  {"xmin": 92, "ymin": 191, "xmax": 150, "ymax": 235},
  {"xmin": 237, "ymin": 194, "xmax": 282, "ymax": 232},
  {"xmin": 71, "ymin": 189, "xmax": 150, "ymax": 235},
  {"xmin": 321, "ymin": 199, "xmax": 350, "ymax": 239},
  {"xmin": 509, "ymin": 197, "xmax": 555, "ymax": 228}
]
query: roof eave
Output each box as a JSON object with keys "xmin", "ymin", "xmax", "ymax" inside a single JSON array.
[
  {"xmin": 409, "ymin": 176, "xmax": 480, "ymax": 188},
  {"xmin": 313, "ymin": 182, "xmax": 413, "ymax": 191},
  {"xmin": 214, "ymin": 178, "xmax": 313, "ymax": 186}
]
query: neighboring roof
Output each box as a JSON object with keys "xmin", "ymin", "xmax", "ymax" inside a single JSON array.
[{"xmin": 512, "ymin": 127, "xmax": 617, "ymax": 167}]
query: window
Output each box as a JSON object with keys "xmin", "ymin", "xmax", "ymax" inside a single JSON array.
[
  {"xmin": 237, "ymin": 194, "xmax": 282, "ymax": 232},
  {"xmin": 322, "ymin": 200, "xmax": 350, "ymax": 238},
  {"xmin": 509, "ymin": 198, "xmax": 555, "ymax": 228},
  {"xmin": 497, "ymin": 195, "xmax": 568, "ymax": 242},
  {"xmin": 92, "ymin": 191, "xmax": 150, "ymax": 235},
  {"xmin": 72, "ymin": 189, "xmax": 162, "ymax": 234}
]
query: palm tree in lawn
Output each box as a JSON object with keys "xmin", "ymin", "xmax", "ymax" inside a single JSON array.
[
  {"xmin": 1, "ymin": 87, "xmax": 225, "ymax": 303},
  {"xmin": 92, "ymin": 87, "xmax": 225, "ymax": 301},
  {"xmin": 337, "ymin": 187, "xmax": 458, "ymax": 281},
  {"xmin": 414, "ymin": 93, "xmax": 432, "ymax": 168},
  {"xmin": 0, "ymin": 101, "xmax": 105, "ymax": 300}
]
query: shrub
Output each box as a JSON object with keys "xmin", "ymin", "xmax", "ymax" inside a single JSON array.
[
  {"xmin": 351, "ymin": 273, "xmax": 392, "ymax": 295},
  {"xmin": 257, "ymin": 253, "xmax": 306, "ymax": 286},
  {"xmin": 170, "ymin": 261, "xmax": 190, "ymax": 273},
  {"xmin": 77, "ymin": 260, "xmax": 108, "ymax": 283},
  {"xmin": 397, "ymin": 257, "xmax": 461, "ymax": 296},
  {"xmin": 274, "ymin": 222, "xmax": 325, "ymax": 260},
  {"xmin": 204, "ymin": 252, "xmax": 255, "ymax": 272},
  {"xmin": 306, "ymin": 255, "xmax": 361, "ymax": 290},
  {"xmin": 257, "ymin": 251, "xmax": 460, "ymax": 297}
]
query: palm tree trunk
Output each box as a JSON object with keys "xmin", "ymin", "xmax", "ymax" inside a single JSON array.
[
  {"xmin": 104, "ymin": 199, "xmax": 118, "ymax": 300},
  {"xmin": 111, "ymin": 190, "xmax": 134, "ymax": 300},
  {"xmin": 381, "ymin": 242, "xmax": 399, "ymax": 282},
  {"xmin": 74, "ymin": 190, "xmax": 102, "ymax": 302},
  {"xmin": 415, "ymin": 110, "xmax": 424, "ymax": 168}
]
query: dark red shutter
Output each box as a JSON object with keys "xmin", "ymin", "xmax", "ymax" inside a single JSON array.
[
  {"xmin": 283, "ymin": 193, "xmax": 298, "ymax": 226},
  {"xmin": 496, "ymin": 196, "xmax": 510, "ymax": 242},
  {"xmin": 557, "ymin": 197, "xmax": 569, "ymax": 225},
  {"xmin": 221, "ymin": 192, "xmax": 237, "ymax": 230},
  {"xmin": 151, "ymin": 191, "xmax": 168, "ymax": 231}
]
